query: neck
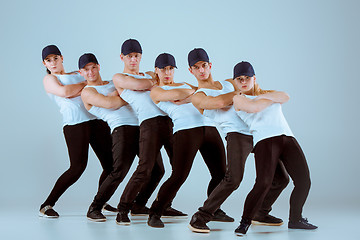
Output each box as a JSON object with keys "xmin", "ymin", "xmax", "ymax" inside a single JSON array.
[
  {"xmin": 87, "ymin": 76, "xmax": 104, "ymax": 86},
  {"xmin": 123, "ymin": 66, "xmax": 140, "ymax": 75},
  {"xmin": 197, "ymin": 74, "xmax": 216, "ymax": 88},
  {"xmin": 51, "ymin": 67, "xmax": 65, "ymax": 75}
]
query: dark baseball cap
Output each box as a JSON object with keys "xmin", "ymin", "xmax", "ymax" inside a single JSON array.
[
  {"xmin": 42, "ymin": 45, "xmax": 61, "ymax": 60},
  {"xmin": 121, "ymin": 39, "xmax": 142, "ymax": 55},
  {"xmin": 233, "ymin": 61, "xmax": 255, "ymax": 79},
  {"xmin": 188, "ymin": 48, "xmax": 209, "ymax": 67},
  {"xmin": 78, "ymin": 53, "xmax": 99, "ymax": 69},
  {"xmin": 155, "ymin": 53, "xmax": 177, "ymax": 69}
]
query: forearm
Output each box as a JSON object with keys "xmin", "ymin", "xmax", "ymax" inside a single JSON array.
[
  {"xmin": 113, "ymin": 73, "xmax": 154, "ymax": 91},
  {"xmin": 235, "ymin": 98, "xmax": 273, "ymax": 113},
  {"xmin": 255, "ymin": 91, "xmax": 289, "ymax": 104},
  {"xmin": 200, "ymin": 91, "xmax": 236, "ymax": 110},
  {"xmin": 158, "ymin": 88, "xmax": 194, "ymax": 102}
]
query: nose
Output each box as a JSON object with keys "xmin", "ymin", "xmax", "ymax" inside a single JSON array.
[
  {"xmin": 199, "ymin": 67, "xmax": 205, "ymax": 73},
  {"xmin": 165, "ymin": 69, "xmax": 170, "ymax": 75}
]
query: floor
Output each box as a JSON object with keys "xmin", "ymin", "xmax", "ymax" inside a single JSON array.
[{"xmin": 0, "ymin": 206, "xmax": 358, "ymax": 240}]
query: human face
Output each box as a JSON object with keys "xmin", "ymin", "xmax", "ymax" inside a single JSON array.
[
  {"xmin": 43, "ymin": 54, "xmax": 64, "ymax": 74},
  {"xmin": 121, "ymin": 52, "xmax": 142, "ymax": 71},
  {"xmin": 234, "ymin": 75, "xmax": 256, "ymax": 93},
  {"xmin": 189, "ymin": 61, "xmax": 212, "ymax": 81},
  {"xmin": 79, "ymin": 63, "xmax": 101, "ymax": 82},
  {"xmin": 155, "ymin": 66, "xmax": 175, "ymax": 85}
]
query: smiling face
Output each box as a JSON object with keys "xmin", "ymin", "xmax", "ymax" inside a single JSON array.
[
  {"xmin": 155, "ymin": 66, "xmax": 175, "ymax": 85},
  {"xmin": 79, "ymin": 62, "xmax": 101, "ymax": 83},
  {"xmin": 43, "ymin": 54, "xmax": 64, "ymax": 74},
  {"xmin": 234, "ymin": 75, "xmax": 256, "ymax": 93},
  {"xmin": 189, "ymin": 61, "xmax": 212, "ymax": 81},
  {"xmin": 121, "ymin": 52, "xmax": 142, "ymax": 72}
]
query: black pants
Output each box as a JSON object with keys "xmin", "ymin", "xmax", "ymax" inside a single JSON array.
[
  {"xmin": 41, "ymin": 119, "xmax": 113, "ymax": 209},
  {"xmin": 118, "ymin": 116, "xmax": 173, "ymax": 212},
  {"xmin": 197, "ymin": 132, "xmax": 289, "ymax": 221},
  {"xmin": 91, "ymin": 125, "xmax": 139, "ymax": 209},
  {"xmin": 242, "ymin": 135, "xmax": 311, "ymax": 221},
  {"xmin": 150, "ymin": 126, "xmax": 227, "ymax": 216}
]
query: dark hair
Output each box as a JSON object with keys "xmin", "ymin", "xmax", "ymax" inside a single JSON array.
[{"xmin": 46, "ymin": 68, "xmax": 51, "ymax": 74}]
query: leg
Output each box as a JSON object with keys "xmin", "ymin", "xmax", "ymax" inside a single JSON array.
[
  {"xmin": 242, "ymin": 137, "xmax": 282, "ymax": 221},
  {"xmin": 149, "ymin": 128, "xmax": 202, "ymax": 216},
  {"xmin": 41, "ymin": 122, "xmax": 90, "ymax": 209},
  {"xmin": 89, "ymin": 119, "xmax": 114, "ymax": 186},
  {"xmin": 118, "ymin": 117, "xmax": 166, "ymax": 212},
  {"xmin": 92, "ymin": 126, "xmax": 139, "ymax": 209},
  {"xmin": 198, "ymin": 132, "xmax": 253, "ymax": 221},
  {"xmin": 281, "ymin": 137, "xmax": 311, "ymax": 221},
  {"xmin": 199, "ymin": 127, "xmax": 227, "ymax": 196}
]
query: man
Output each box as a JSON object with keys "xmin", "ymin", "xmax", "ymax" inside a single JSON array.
[
  {"xmin": 113, "ymin": 39, "xmax": 185, "ymax": 225},
  {"xmin": 187, "ymin": 48, "xmax": 289, "ymax": 233},
  {"xmin": 79, "ymin": 53, "xmax": 157, "ymax": 222}
]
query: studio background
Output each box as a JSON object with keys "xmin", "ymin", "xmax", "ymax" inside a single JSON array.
[{"xmin": 0, "ymin": 0, "xmax": 359, "ymax": 223}]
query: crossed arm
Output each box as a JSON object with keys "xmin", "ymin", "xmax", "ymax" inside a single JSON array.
[
  {"xmin": 81, "ymin": 87, "xmax": 128, "ymax": 111},
  {"xmin": 43, "ymin": 74, "xmax": 86, "ymax": 98},
  {"xmin": 112, "ymin": 72, "xmax": 157, "ymax": 91},
  {"xmin": 150, "ymin": 84, "xmax": 196, "ymax": 104},
  {"xmin": 233, "ymin": 91, "xmax": 290, "ymax": 113}
]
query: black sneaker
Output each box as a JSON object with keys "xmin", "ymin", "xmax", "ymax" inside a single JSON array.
[
  {"xmin": 162, "ymin": 206, "xmax": 188, "ymax": 218},
  {"xmin": 234, "ymin": 218, "xmax": 251, "ymax": 236},
  {"xmin": 211, "ymin": 209, "xmax": 234, "ymax": 222},
  {"xmin": 148, "ymin": 214, "xmax": 164, "ymax": 228},
  {"xmin": 130, "ymin": 204, "xmax": 149, "ymax": 216},
  {"xmin": 188, "ymin": 214, "xmax": 210, "ymax": 233},
  {"xmin": 116, "ymin": 212, "xmax": 131, "ymax": 225},
  {"xmin": 39, "ymin": 205, "xmax": 59, "ymax": 218},
  {"xmin": 288, "ymin": 218, "xmax": 318, "ymax": 230},
  {"xmin": 252, "ymin": 214, "xmax": 283, "ymax": 226},
  {"xmin": 102, "ymin": 203, "xmax": 118, "ymax": 213},
  {"xmin": 87, "ymin": 205, "xmax": 106, "ymax": 222}
]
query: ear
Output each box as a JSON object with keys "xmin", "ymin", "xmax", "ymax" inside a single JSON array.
[
  {"xmin": 42, "ymin": 61, "xmax": 47, "ymax": 67},
  {"xmin": 188, "ymin": 67, "xmax": 193, "ymax": 75},
  {"xmin": 60, "ymin": 55, "xmax": 64, "ymax": 61},
  {"xmin": 79, "ymin": 69, "xmax": 85, "ymax": 77},
  {"xmin": 253, "ymin": 76, "xmax": 256, "ymax": 83},
  {"xmin": 155, "ymin": 67, "xmax": 159, "ymax": 74},
  {"xmin": 120, "ymin": 54, "xmax": 124, "ymax": 61},
  {"xmin": 97, "ymin": 64, "xmax": 101, "ymax": 72},
  {"xmin": 208, "ymin": 62, "xmax": 212, "ymax": 69}
]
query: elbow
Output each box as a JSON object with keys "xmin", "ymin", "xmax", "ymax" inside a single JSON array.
[{"xmin": 284, "ymin": 93, "xmax": 290, "ymax": 103}]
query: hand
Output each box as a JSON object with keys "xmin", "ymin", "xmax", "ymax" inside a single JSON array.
[{"xmin": 107, "ymin": 90, "xmax": 119, "ymax": 97}]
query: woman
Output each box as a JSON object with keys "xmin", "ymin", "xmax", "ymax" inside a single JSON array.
[
  {"xmin": 232, "ymin": 61, "xmax": 317, "ymax": 235},
  {"xmin": 40, "ymin": 45, "xmax": 114, "ymax": 218},
  {"xmin": 147, "ymin": 53, "xmax": 229, "ymax": 228}
]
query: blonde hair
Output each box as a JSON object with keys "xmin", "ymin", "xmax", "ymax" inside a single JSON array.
[{"xmin": 251, "ymin": 83, "xmax": 275, "ymax": 96}]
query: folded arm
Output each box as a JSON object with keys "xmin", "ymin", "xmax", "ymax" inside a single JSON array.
[
  {"xmin": 81, "ymin": 87, "xmax": 127, "ymax": 111},
  {"xmin": 112, "ymin": 73, "xmax": 156, "ymax": 91},
  {"xmin": 150, "ymin": 86, "xmax": 195, "ymax": 104},
  {"xmin": 43, "ymin": 74, "xmax": 86, "ymax": 98},
  {"xmin": 233, "ymin": 94, "xmax": 274, "ymax": 113},
  {"xmin": 255, "ymin": 91, "xmax": 290, "ymax": 104}
]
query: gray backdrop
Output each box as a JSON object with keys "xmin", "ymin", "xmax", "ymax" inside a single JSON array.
[{"xmin": 1, "ymin": 0, "xmax": 359, "ymax": 215}]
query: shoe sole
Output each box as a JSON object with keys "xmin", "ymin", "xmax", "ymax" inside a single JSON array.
[
  {"xmin": 235, "ymin": 232, "xmax": 245, "ymax": 236},
  {"xmin": 211, "ymin": 219, "xmax": 234, "ymax": 222},
  {"xmin": 161, "ymin": 215, "xmax": 188, "ymax": 219},
  {"xmin": 252, "ymin": 220, "xmax": 283, "ymax": 226},
  {"xmin": 116, "ymin": 221, "xmax": 131, "ymax": 226},
  {"xmin": 38, "ymin": 213, "xmax": 59, "ymax": 218},
  {"xmin": 130, "ymin": 213, "xmax": 149, "ymax": 216},
  {"xmin": 188, "ymin": 224, "xmax": 210, "ymax": 233},
  {"xmin": 147, "ymin": 223, "xmax": 164, "ymax": 228},
  {"xmin": 87, "ymin": 217, "xmax": 106, "ymax": 222}
]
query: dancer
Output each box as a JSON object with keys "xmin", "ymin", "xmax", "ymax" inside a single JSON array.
[
  {"xmin": 40, "ymin": 45, "xmax": 114, "ymax": 218},
  {"xmin": 231, "ymin": 61, "xmax": 317, "ymax": 235},
  {"xmin": 79, "ymin": 53, "xmax": 149, "ymax": 222},
  {"xmin": 147, "ymin": 53, "xmax": 232, "ymax": 228},
  {"xmin": 187, "ymin": 49, "xmax": 289, "ymax": 233},
  {"xmin": 113, "ymin": 39, "xmax": 185, "ymax": 225}
]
